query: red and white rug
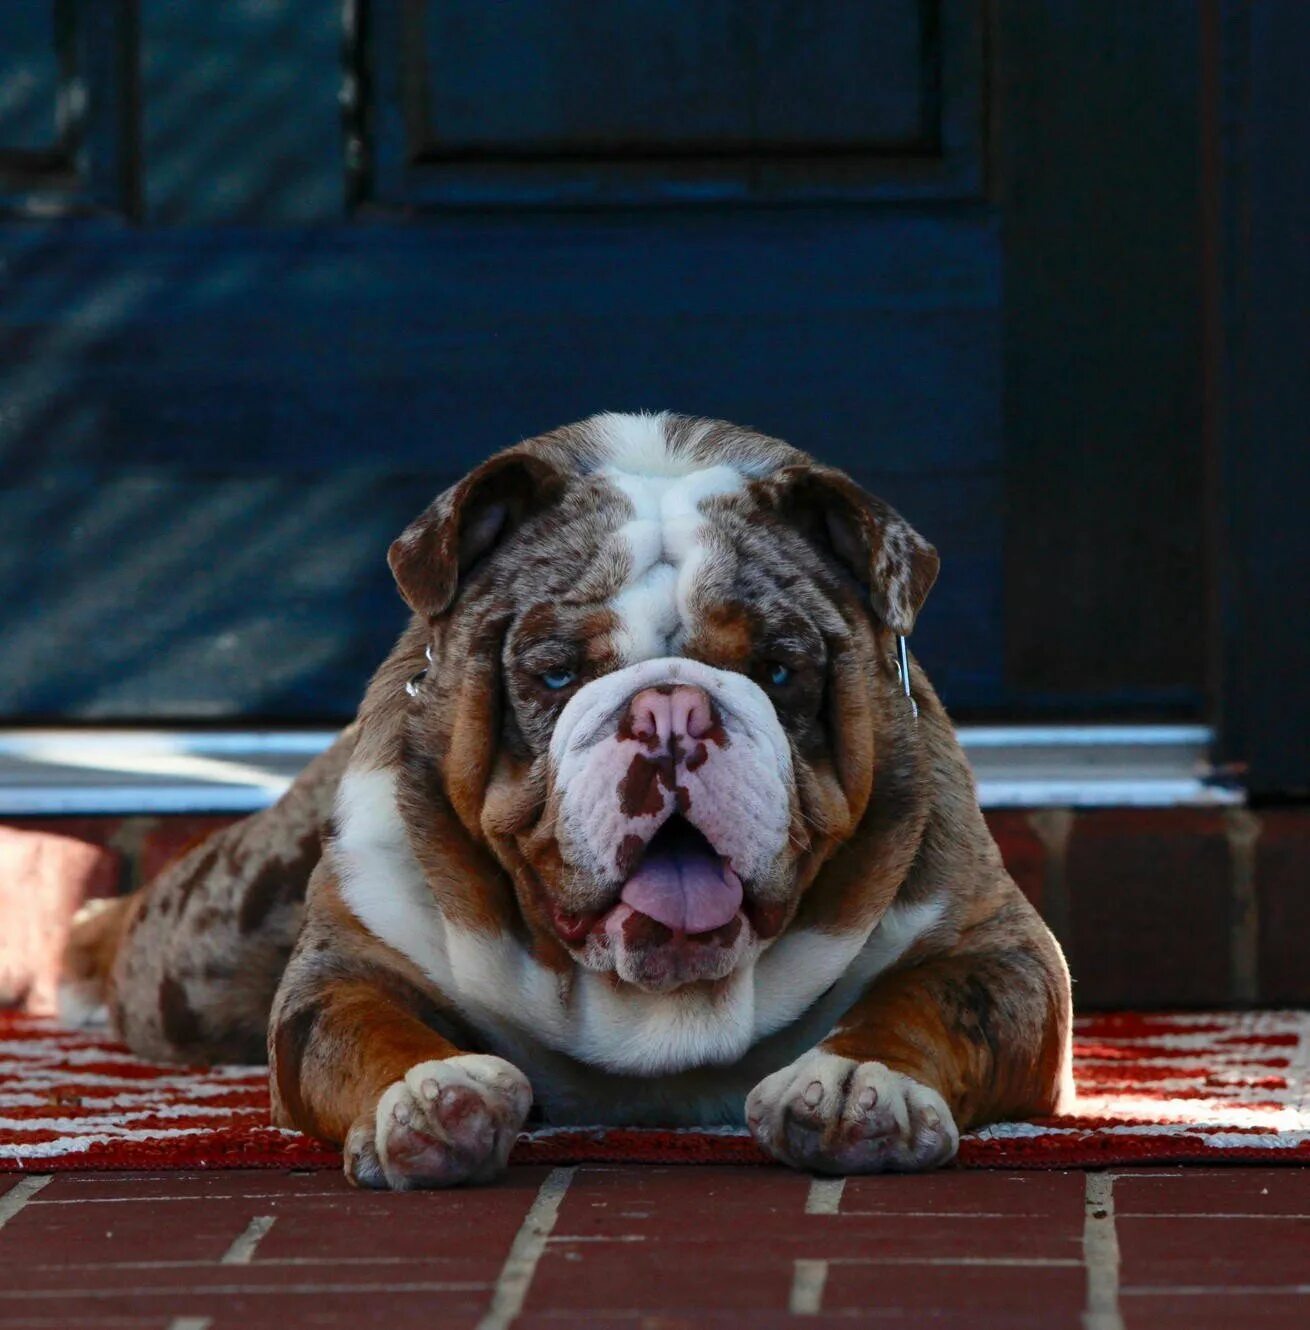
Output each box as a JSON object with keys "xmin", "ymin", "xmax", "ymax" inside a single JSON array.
[{"xmin": 1, "ymin": 1010, "xmax": 1307, "ymax": 1173}]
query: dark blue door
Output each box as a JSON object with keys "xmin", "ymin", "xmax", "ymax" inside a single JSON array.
[{"xmin": 0, "ymin": 2, "xmax": 1209, "ymax": 724}]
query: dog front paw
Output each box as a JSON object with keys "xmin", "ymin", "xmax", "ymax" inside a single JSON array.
[
  {"xmin": 344, "ymin": 1054, "xmax": 532, "ymax": 1190},
  {"xmin": 746, "ymin": 1050, "xmax": 958, "ymax": 1175}
]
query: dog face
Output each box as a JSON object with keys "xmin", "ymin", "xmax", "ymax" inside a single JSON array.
[{"xmin": 382, "ymin": 413, "xmax": 938, "ymax": 1007}]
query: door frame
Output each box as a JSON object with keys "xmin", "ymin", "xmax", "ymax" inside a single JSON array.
[{"xmin": 1204, "ymin": 0, "xmax": 1310, "ymax": 797}]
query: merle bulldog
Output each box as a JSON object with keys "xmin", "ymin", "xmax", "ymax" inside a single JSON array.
[{"xmin": 65, "ymin": 412, "xmax": 1072, "ymax": 1189}]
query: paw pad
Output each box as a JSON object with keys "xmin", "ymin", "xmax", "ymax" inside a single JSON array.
[
  {"xmin": 746, "ymin": 1051, "xmax": 957, "ymax": 1175},
  {"xmin": 344, "ymin": 1054, "xmax": 532, "ymax": 1191}
]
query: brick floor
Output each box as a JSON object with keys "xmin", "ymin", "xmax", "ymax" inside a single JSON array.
[{"xmin": 0, "ymin": 1166, "xmax": 1307, "ymax": 1327}]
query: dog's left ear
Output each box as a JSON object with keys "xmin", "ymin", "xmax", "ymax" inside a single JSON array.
[
  {"xmin": 760, "ymin": 464, "xmax": 940, "ymax": 634},
  {"xmin": 388, "ymin": 448, "xmax": 567, "ymax": 618}
]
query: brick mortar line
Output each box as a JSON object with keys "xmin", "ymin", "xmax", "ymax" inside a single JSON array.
[
  {"xmin": 1083, "ymin": 1173, "xmax": 1124, "ymax": 1330},
  {"xmin": 1121, "ymin": 1286, "xmax": 1310, "ymax": 1297},
  {"xmin": 15, "ymin": 1256, "xmax": 491, "ymax": 1272},
  {"xmin": 31, "ymin": 1193, "xmax": 304, "ymax": 1205},
  {"xmin": 804, "ymin": 1176, "xmax": 845, "ymax": 1215},
  {"xmin": 476, "ymin": 1166, "xmax": 574, "ymax": 1330},
  {"xmin": 220, "ymin": 1214, "xmax": 275, "ymax": 1265},
  {"xmin": 827, "ymin": 1256, "xmax": 1082, "ymax": 1268},
  {"xmin": 106, "ymin": 817, "xmax": 157, "ymax": 895},
  {"xmin": 0, "ymin": 1280, "xmax": 492, "ymax": 1301},
  {"xmin": 1226, "ymin": 807, "xmax": 1262, "ymax": 1003},
  {"xmin": 789, "ymin": 1259, "xmax": 828, "ymax": 1315},
  {"xmin": 1028, "ymin": 808, "xmax": 1073, "ymax": 948},
  {"xmin": 0, "ymin": 1175, "xmax": 51, "ymax": 1231}
]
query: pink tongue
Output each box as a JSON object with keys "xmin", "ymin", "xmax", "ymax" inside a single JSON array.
[{"xmin": 620, "ymin": 847, "xmax": 743, "ymax": 935}]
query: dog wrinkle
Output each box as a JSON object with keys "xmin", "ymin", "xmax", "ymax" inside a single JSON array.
[{"xmin": 615, "ymin": 833, "xmax": 644, "ymax": 878}]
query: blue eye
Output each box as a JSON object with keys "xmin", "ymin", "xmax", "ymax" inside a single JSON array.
[
  {"xmin": 540, "ymin": 668, "xmax": 578, "ymax": 691},
  {"xmin": 768, "ymin": 663, "xmax": 792, "ymax": 687}
]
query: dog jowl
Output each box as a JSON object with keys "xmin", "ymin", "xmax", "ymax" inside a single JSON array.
[{"xmin": 68, "ymin": 412, "xmax": 1072, "ymax": 1189}]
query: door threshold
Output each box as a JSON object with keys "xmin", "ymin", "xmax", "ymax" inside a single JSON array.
[
  {"xmin": 960, "ymin": 724, "xmax": 1240, "ymax": 808},
  {"xmin": 0, "ymin": 724, "xmax": 1240, "ymax": 817}
]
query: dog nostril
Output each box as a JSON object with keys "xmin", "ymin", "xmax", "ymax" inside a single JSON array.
[
  {"xmin": 627, "ymin": 692, "xmax": 660, "ymax": 741},
  {"xmin": 627, "ymin": 685, "xmax": 715, "ymax": 746},
  {"xmin": 687, "ymin": 699, "xmax": 712, "ymax": 740},
  {"xmin": 676, "ymin": 687, "xmax": 716, "ymax": 741}
]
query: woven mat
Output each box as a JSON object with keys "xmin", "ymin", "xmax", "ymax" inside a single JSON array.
[{"xmin": 2, "ymin": 1010, "xmax": 1307, "ymax": 1172}]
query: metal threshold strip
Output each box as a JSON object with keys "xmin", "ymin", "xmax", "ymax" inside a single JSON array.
[{"xmin": 0, "ymin": 724, "xmax": 1240, "ymax": 817}]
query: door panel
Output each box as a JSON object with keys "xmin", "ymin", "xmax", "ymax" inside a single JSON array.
[
  {"xmin": 0, "ymin": 211, "xmax": 999, "ymax": 718},
  {"xmin": 0, "ymin": 2, "xmax": 1208, "ymax": 726},
  {"xmin": 410, "ymin": 1, "xmax": 926, "ymax": 149},
  {"xmin": 1000, "ymin": 0, "xmax": 1206, "ymax": 714},
  {"xmin": 0, "ymin": 0, "xmax": 140, "ymax": 218},
  {"xmin": 363, "ymin": 0, "xmax": 984, "ymax": 204}
]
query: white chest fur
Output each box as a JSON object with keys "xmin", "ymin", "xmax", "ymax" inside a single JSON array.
[{"xmin": 333, "ymin": 766, "xmax": 943, "ymax": 1123}]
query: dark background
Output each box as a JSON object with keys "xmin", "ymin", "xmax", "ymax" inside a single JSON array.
[{"xmin": 0, "ymin": 2, "xmax": 1305, "ymax": 794}]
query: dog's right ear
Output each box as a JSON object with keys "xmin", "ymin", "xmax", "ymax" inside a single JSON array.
[{"xmin": 388, "ymin": 449, "xmax": 566, "ymax": 618}]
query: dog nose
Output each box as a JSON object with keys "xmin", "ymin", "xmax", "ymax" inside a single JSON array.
[{"xmin": 627, "ymin": 685, "xmax": 717, "ymax": 749}]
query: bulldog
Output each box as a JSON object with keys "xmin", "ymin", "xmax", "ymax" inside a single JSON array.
[{"xmin": 65, "ymin": 412, "xmax": 1072, "ymax": 1189}]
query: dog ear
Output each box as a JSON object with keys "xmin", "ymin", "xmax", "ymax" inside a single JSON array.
[
  {"xmin": 388, "ymin": 449, "xmax": 566, "ymax": 618},
  {"xmin": 761, "ymin": 464, "xmax": 939, "ymax": 635}
]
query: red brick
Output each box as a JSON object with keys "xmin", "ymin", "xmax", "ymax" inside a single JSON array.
[
  {"xmin": 1065, "ymin": 809, "xmax": 1234, "ymax": 1006},
  {"xmin": 254, "ymin": 1175, "xmax": 542, "ymax": 1272},
  {"xmin": 823, "ymin": 1261, "xmax": 1084, "ymax": 1320},
  {"xmin": 3, "ymin": 1170, "xmax": 544, "ymax": 1276},
  {"xmin": 531, "ymin": 1166, "xmax": 1085, "ymax": 1317},
  {"xmin": 1115, "ymin": 1168, "xmax": 1310, "ymax": 1217},
  {"xmin": 840, "ymin": 1168, "xmax": 1085, "ymax": 1219},
  {"xmin": 522, "ymin": 1320, "xmax": 911, "ymax": 1330},
  {"xmin": 0, "ymin": 825, "xmax": 121, "ymax": 1014},
  {"xmin": 528, "ymin": 1238, "xmax": 793, "ymax": 1314},
  {"xmin": 1124, "ymin": 1294, "xmax": 1310, "ymax": 1330},
  {"xmin": 1117, "ymin": 1215, "xmax": 1310, "ymax": 1288},
  {"xmin": 0, "ymin": 1287, "xmax": 486, "ymax": 1329},
  {"xmin": 38, "ymin": 1170, "xmax": 347, "ymax": 1202},
  {"xmin": 138, "ymin": 815, "xmax": 239, "ymax": 886},
  {"xmin": 1, "ymin": 1254, "xmax": 490, "ymax": 1295},
  {"xmin": 0, "ymin": 1193, "xmax": 291, "ymax": 1268},
  {"xmin": 1255, "ymin": 807, "xmax": 1310, "ymax": 1003},
  {"xmin": 7, "ymin": 1165, "xmax": 1310, "ymax": 1327},
  {"xmin": 985, "ymin": 810, "xmax": 1047, "ymax": 910},
  {"xmin": 547, "ymin": 1212, "xmax": 1082, "ymax": 1268},
  {"xmin": 551, "ymin": 1164, "xmax": 809, "ymax": 1226},
  {"xmin": 802, "ymin": 1214, "xmax": 1082, "ymax": 1262}
]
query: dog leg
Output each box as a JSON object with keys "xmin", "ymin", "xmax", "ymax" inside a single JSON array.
[
  {"xmin": 747, "ymin": 923, "xmax": 1070, "ymax": 1174},
  {"xmin": 270, "ymin": 957, "xmax": 531, "ymax": 1191}
]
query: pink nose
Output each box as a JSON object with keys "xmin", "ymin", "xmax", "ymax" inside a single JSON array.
[{"xmin": 626, "ymin": 685, "xmax": 717, "ymax": 749}]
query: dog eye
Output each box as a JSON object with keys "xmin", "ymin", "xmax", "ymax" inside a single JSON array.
[
  {"xmin": 540, "ymin": 667, "xmax": 578, "ymax": 691},
  {"xmin": 767, "ymin": 662, "xmax": 792, "ymax": 688}
]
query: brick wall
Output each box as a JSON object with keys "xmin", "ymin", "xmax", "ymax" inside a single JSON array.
[
  {"xmin": 2, "ymin": 807, "xmax": 1307, "ymax": 1009},
  {"xmin": 988, "ymin": 807, "xmax": 1309, "ymax": 1007}
]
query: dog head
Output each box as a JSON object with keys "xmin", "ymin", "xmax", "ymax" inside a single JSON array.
[{"xmin": 373, "ymin": 413, "xmax": 938, "ymax": 1007}]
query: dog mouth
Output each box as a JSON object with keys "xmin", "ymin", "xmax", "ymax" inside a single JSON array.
[
  {"xmin": 619, "ymin": 817, "xmax": 744, "ymax": 935},
  {"xmin": 552, "ymin": 815, "xmax": 744, "ymax": 946}
]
